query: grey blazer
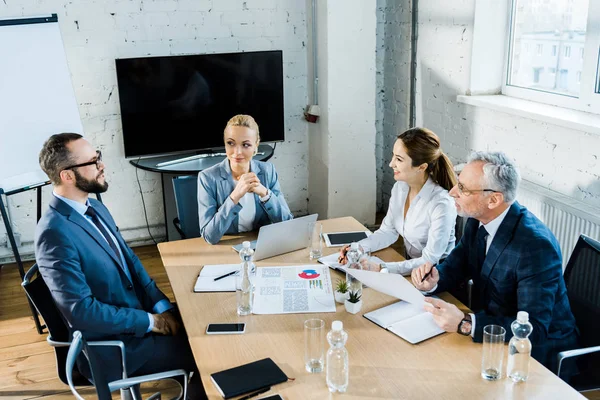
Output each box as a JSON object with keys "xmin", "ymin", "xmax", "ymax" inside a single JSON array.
[{"xmin": 197, "ymin": 158, "xmax": 293, "ymax": 244}]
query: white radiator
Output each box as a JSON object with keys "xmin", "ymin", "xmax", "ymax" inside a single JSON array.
[{"xmin": 517, "ymin": 180, "xmax": 600, "ymax": 268}]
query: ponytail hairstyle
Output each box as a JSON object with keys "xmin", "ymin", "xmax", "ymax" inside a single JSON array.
[
  {"xmin": 224, "ymin": 114, "xmax": 261, "ymax": 155},
  {"xmin": 397, "ymin": 127, "xmax": 457, "ymax": 191}
]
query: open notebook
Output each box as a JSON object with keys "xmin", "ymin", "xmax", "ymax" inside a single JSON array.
[
  {"xmin": 194, "ymin": 264, "xmax": 239, "ymax": 292},
  {"xmin": 363, "ymin": 299, "xmax": 444, "ymax": 344}
]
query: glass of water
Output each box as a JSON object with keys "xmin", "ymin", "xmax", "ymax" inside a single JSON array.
[
  {"xmin": 481, "ymin": 324, "xmax": 506, "ymax": 380},
  {"xmin": 304, "ymin": 318, "xmax": 325, "ymax": 373},
  {"xmin": 308, "ymin": 222, "xmax": 323, "ymax": 259}
]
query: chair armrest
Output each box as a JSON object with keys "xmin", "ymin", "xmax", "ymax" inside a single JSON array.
[
  {"xmin": 47, "ymin": 336, "xmax": 71, "ymax": 347},
  {"xmin": 108, "ymin": 369, "xmax": 188, "ymax": 399},
  {"xmin": 87, "ymin": 340, "xmax": 128, "ymax": 379},
  {"xmin": 557, "ymin": 345, "xmax": 600, "ymax": 378}
]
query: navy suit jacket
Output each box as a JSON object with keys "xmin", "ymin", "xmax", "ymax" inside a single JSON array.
[
  {"xmin": 197, "ymin": 159, "xmax": 293, "ymax": 244},
  {"xmin": 435, "ymin": 201, "xmax": 578, "ymax": 368},
  {"xmin": 35, "ymin": 196, "xmax": 169, "ymax": 375}
]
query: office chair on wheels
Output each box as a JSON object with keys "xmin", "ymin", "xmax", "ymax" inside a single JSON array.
[
  {"xmin": 557, "ymin": 234, "xmax": 600, "ymax": 391},
  {"xmin": 22, "ymin": 264, "xmax": 187, "ymax": 400},
  {"xmin": 172, "ymin": 175, "xmax": 200, "ymax": 239}
]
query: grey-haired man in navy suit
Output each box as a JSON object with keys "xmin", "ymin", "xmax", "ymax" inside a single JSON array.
[
  {"xmin": 412, "ymin": 151, "xmax": 578, "ymax": 374},
  {"xmin": 35, "ymin": 133, "xmax": 206, "ymax": 398}
]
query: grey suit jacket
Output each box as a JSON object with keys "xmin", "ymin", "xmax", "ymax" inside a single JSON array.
[
  {"xmin": 35, "ymin": 196, "xmax": 169, "ymax": 375},
  {"xmin": 197, "ymin": 158, "xmax": 293, "ymax": 244}
]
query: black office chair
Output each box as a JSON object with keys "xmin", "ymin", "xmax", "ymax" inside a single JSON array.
[
  {"xmin": 172, "ymin": 175, "xmax": 201, "ymax": 239},
  {"xmin": 66, "ymin": 331, "xmax": 188, "ymax": 400},
  {"xmin": 557, "ymin": 234, "xmax": 600, "ymax": 391},
  {"xmin": 21, "ymin": 263, "xmax": 90, "ymax": 387},
  {"xmin": 22, "ymin": 264, "xmax": 187, "ymax": 400}
]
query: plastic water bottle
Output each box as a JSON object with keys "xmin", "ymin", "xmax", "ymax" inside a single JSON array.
[
  {"xmin": 345, "ymin": 243, "xmax": 363, "ymax": 298},
  {"xmin": 236, "ymin": 241, "xmax": 255, "ymax": 316},
  {"xmin": 326, "ymin": 320, "xmax": 349, "ymax": 393},
  {"xmin": 507, "ymin": 311, "xmax": 533, "ymax": 382}
]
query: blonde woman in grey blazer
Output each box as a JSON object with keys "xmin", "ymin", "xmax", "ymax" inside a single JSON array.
[{"xmin": 197, "ymin": 115, "xmax": 293, "ymax": 244}]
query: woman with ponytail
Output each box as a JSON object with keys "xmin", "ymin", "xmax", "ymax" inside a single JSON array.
[{"xmin": 339, "ymin": 127, "xmax": 457, "ymax": 275}]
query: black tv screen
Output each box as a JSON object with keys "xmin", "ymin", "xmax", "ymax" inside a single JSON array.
[{"xmin": 115, "ymin": 50, "xmax": 284, "ymax": 158}]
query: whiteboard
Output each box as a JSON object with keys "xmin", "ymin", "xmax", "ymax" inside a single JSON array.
[{"xmin": 0, "ymin": 15, "xmax": 83, "ymax": 193}]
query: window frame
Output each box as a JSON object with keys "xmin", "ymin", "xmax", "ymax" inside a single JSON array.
[{"xmin": 502, "ymin": 0, "xmax": 600, "ymax": 114}]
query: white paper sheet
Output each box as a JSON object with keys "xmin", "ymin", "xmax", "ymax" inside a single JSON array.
[
  {"xmin": 343, "ymin": 267, "xmax": 425, "ymax": 307},
  {"xmin": 194, "ymin": 264, "xmax": 239, "ymax": 292},
  {"xmin": 252, "ymin": 265, "xmax": 336, "ymax": 314}
]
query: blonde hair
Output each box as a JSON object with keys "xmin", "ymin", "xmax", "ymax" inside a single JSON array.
[{"xmin": 224, "ymin": 114, "xmax": 260, "ymax": 143}]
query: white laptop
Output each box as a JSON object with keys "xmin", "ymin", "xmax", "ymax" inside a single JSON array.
[{"xmin": 232, "ymin": 214, "xmax": 318, "ymax": 261}]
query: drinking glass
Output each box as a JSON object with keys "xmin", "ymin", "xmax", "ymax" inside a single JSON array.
[
  {"xmin": 304, "ymin": 318, "xmax": 325, "ymax": 373},
  {"xmin": 308, "ymin": 222, "xmax": 323, "ymax": 259},
  {"xmin": 481, "ymin": 324, "xmax": 506, "ymax": 380}
]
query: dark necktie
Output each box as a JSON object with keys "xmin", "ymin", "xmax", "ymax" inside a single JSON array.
[
  {"xmin": 477, "ymin": 225, "xmax": 489, "ymax": 271},
  {"xmin": 85, "ymin": 206, "xmax": 121, "ymax": 263}
]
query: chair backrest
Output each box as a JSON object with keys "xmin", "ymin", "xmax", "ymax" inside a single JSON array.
[
  {"xmin": 172, "ymin": 175, "xmax": 200, "ymax": 239},
  {"xmin": 67, "ymin": 331, "xmax": 113, "ymax": 400},
  {"xmin": 21, "ymin": 264, "xmax": 88, "ymax": 386},
  {"xmin": 563, "ymin": 234, "xmax": 600, "ymax": 349}
]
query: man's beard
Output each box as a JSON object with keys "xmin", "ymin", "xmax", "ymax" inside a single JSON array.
[{"xmin": 73, "ymin": 169, "xmax": 108, "ymax": 193}]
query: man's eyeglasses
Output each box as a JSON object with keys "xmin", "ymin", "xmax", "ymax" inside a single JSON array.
[
  {"xmin": 456, "ymin": 181, "xmax": 496, "ymax": 197},
  {"xmin": 64, "ymin": 151, "xmax": 102, "ymax": 171}
]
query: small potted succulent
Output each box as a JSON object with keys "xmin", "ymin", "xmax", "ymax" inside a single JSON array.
[
  {"xmin": 334, "ymin": 279, "xmax": 349, "ymax": 304},
  {"xmin": 344, "ymin": 290, "xmax": 362, "ymax": 314}
]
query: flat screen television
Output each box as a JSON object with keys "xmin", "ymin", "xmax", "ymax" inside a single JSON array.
[{"xmin": 115, "ymin": 50, "xmax": 284, "ymax": 158}]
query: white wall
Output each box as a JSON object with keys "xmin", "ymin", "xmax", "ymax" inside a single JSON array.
[
  {"xmin": 379, "ymin": 0, "xmax": 600, "ymax": 210},
  {"xmin": 307, "ymin": 0, "xmax": 377, "ymax": 225},
  {"xmin": 0, "ymin": 0, "xmax": 309, "ymax": 261}
]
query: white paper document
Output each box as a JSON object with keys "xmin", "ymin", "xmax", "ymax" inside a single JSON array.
[
  {"xmin": 364, "ymin": 300, "xmax": 444, "ymax": 344},
  {"xmin": 252, "ymin": 265, "xmax": 336, "ymax": 314},
  {"xmin": 343, "ymin": 267, "xmax": 426, "ymax": 307},
  {"xmin": 194, "ymin": 264, "xmax": 239, "ymax": 292},
  {"xmin": 318, "ymin": 253, "xmax": 385, "ymax": 272}
]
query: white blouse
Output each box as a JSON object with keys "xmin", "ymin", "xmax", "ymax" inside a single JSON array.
[
  {"xmin": 359, "ymin": 177, "xmax": 457, "ymax": 275},
  {"xmin": 237, "ymin": 192, "xmax": 256, "ymax": 232}
]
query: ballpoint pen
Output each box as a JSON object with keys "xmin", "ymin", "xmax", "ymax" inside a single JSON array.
[
  {"xmin": 213, "ymin": 270, "xmax": 237, "ymax": 281},
  {"xmin": 239, "ymin": 386, "xmax": 270, "ymax": 400},
  {"xmin": 420, "ymin": 264, "xmax": 437, "ymax": 283}
]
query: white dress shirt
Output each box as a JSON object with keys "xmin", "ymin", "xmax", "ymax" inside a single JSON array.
[{"xmin": 359, "ymin": 177, "xmax": 457, "ymax": 275}]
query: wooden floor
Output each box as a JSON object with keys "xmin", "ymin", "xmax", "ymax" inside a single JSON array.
[{"xmin": 1, "ymin": 243, "xmax": 598, "ymax": 400}]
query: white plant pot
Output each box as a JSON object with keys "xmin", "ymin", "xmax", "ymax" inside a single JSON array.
[
  {"xmin": 334, "ymin": 290, "xmax": 349, "ymax": 304},
  {"xmin": 344, "ymin": 299, "xmax": 363, "ymax": 314}
]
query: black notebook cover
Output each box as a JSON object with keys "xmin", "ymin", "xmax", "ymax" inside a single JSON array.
[{"xmin": 210, "ymin": 357, "xmax": 288, "ymax": 399}]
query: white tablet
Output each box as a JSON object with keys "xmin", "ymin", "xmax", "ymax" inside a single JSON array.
[{"xmin": 322, "ymin": 231, "xmax": 372, "ymax": 247}]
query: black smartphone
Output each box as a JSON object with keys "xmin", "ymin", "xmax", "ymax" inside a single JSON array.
[
  {"xmin": 258, "ymin": 395, "xmax": 283, "ymax": 400},
  {"xmin": 205, "ymin": 323, "xmax": 246, "ymax": 335}
]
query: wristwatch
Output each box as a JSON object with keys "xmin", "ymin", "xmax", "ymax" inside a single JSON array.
[
  {"xmin": 379, "ymin": 263, "xmax": 389, "ymax": 273},
  {"xmin": 457, "ymin": 313, "xmax": 472, "ymax": 336}
]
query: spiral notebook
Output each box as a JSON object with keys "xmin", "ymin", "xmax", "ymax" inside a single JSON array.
[
  {"xmin": 193, "ymin": 264, "xmax": 238, "ymax": 292},
  {"xmin": 210, "ymin": 357, "xmax": 288, "ymax": 399}
]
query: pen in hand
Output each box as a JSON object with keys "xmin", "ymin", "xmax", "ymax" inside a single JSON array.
[
  {"xmin": 420, "ymin": 265, "xmax": 436, "ymax": 283},
  {"xmin": 213, "ymin": 270, "xmax": 237, "ymax": 281}
]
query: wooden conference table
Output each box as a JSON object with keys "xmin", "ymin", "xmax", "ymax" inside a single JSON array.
[{"xmin": 158, "ymin": 217, "xmax": 583, "ymax": 399}]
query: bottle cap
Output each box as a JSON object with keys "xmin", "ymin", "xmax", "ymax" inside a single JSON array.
[
  {"xmin": 350, "ymin": 242, "xmax": 359, "ymax": 250},
  {"xmin": 332, "ymin": 321, "xmax": 343, "ymax": 331},
  {"xmin": 517, "ymin": 311, "xmax": 529, "ymax": 323},
  {"xmin": 242, "ymin": 241, "xmax": 251, "ymax": 248}
]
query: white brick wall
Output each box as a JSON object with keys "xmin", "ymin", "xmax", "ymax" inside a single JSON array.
[
  {"xmin": 0, "ymin": 0, "xmax": 309, "ymax": 261},
  {"xmin": 378, "ymin": 0, "xmax": 600, "ymax": 211},
  {"xmin": 377, "ymin": 0, "xmax": 412, "ymax": 210}
]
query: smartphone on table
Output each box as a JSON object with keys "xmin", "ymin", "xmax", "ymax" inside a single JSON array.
[{"xmin": 205, "ymin": 323, "xmax": 246, "ymax": 335}]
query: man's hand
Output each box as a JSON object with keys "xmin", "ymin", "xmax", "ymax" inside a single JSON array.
[
  {"xmin": 151, "ymin": 313, "xmax": 172, "ymax": 335},
  {"xmin": 162, "ymin": 310, "xmax": 182, "ymax": 336},
  {"xmin": 411, "ymin": 262, "xmax": 439, "ymax": 292},
  {"xmin": 423, "ymin": 297, "xmax": 464, "ymax": 333}
]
